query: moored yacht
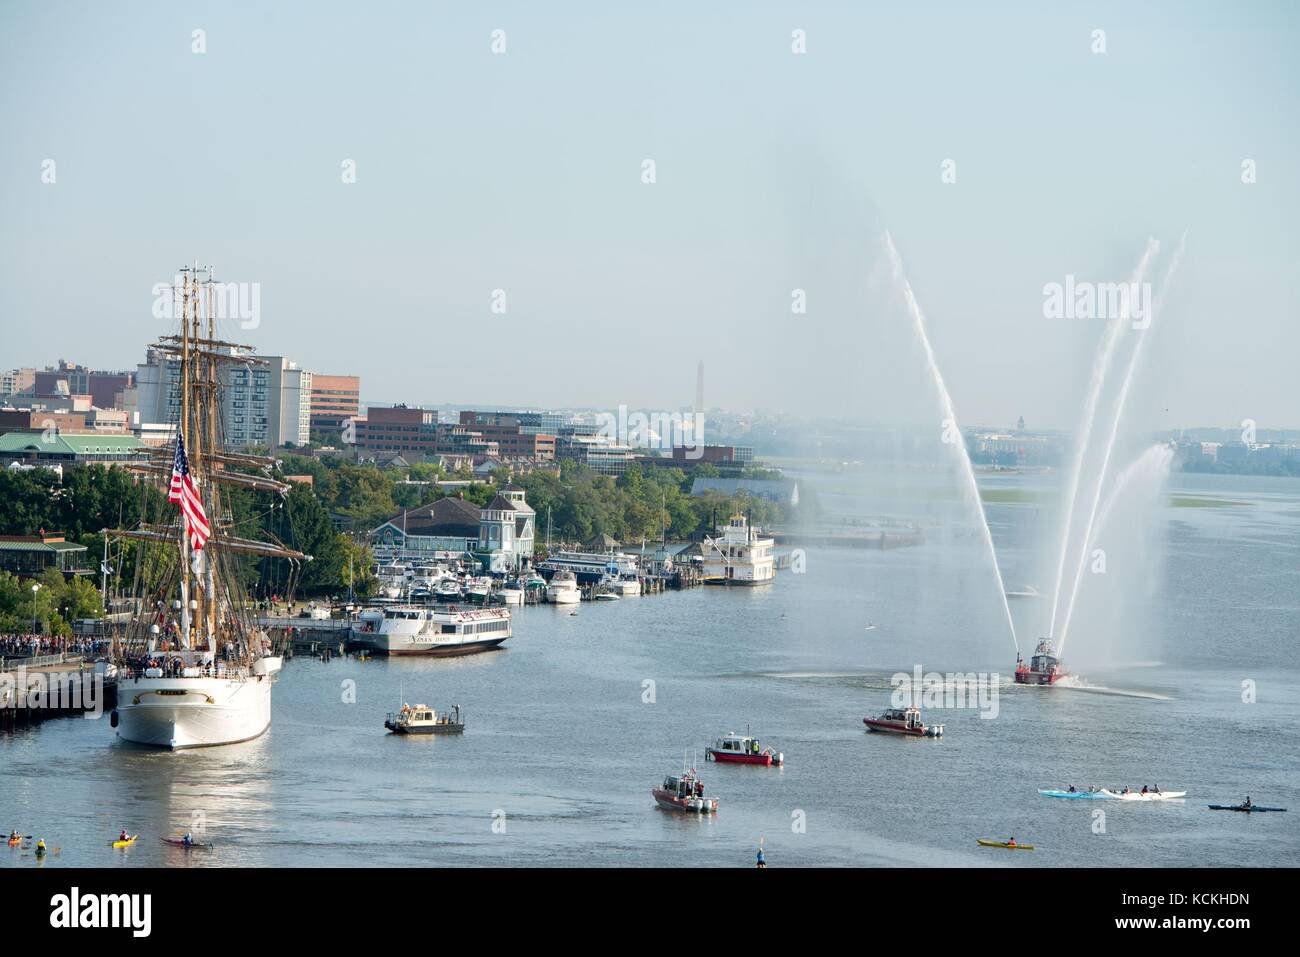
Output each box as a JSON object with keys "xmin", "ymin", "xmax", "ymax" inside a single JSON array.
[{"xmin": 546, "ymin": 569, "xmax": 581, "ymax": 604}]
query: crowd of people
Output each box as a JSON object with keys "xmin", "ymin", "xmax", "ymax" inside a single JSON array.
[{"xmin": 0, "ymin": 634, "xmax": 112, "ymax": 660}]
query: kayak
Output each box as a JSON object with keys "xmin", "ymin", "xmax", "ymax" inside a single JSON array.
[
  {"xmin": 977, "ymin": 839, "xmax": 1034, "ymax": 850},
  {"xmin": 6, "ymin": 837, "xmax": 20, "ymax": 846},
  {"xmin": 161, "ymin": 837, "xmax": 214, "ymax": 849},
  {"xmin": 1208, "ymin": 804, "xmax": 1287, "ymax": 813},
  {"xmin": 1038, "ymin": 788, "xmax": 1109, "ymax": 799},
  {"xmin": 111, "ymin": 835, "xmax": 138, "ymax": 848},
  {"xmin": 1102, "ymin": 790, "xmax": 1186, "ymax": 801}
]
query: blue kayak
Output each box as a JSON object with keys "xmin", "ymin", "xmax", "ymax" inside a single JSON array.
[{"xmin": 1038, "ymin": 788, "xmax": 1111, "ymax": 799}]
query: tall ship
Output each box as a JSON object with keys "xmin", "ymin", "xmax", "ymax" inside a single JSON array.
[
  {"xmin": 701, "ymin": 513, "xmax": 776, "ymax": 586},
  {"xmin": 107, "ymin": 264, "xmax": 309, "ymax": 749},
  {"xmin": 375, "ymin": 605, "xmax": 511, "ymax": 656}
]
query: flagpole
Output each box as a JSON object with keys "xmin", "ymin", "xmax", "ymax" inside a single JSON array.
[{"xmin": 179, "ymin": 270, "xmax": 192, "ymax": 648}]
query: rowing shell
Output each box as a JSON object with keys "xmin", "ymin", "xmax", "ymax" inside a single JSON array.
[
  {"xmin": 977, "ymin": 839, "xmax": 1034, "ymax": 850},
  {"xmin": 1207, "ymin": 804, "xmax": 1286, "ymax": 813},
  {"xmin": 1038, "ymin": 789, "xmax": 1109, "ymax": 800},
  {"xmin": 1102, "ymin": 790, "xmax": 1186, "ymax": 801}
]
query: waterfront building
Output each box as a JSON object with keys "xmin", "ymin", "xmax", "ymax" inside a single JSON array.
[
  {"xmin": 0, "ymin": 432, "xmax": 149, "ymax": 468},
  {"xmin": 354, "ymin": 405, "xmax": 499, "ymax": 458},
  {"xmin": 134, "ymin": 345, "xmax": 311, "ymax": 449},
  {"xmin": 475, "ymin": 485, "xmax": 535, "ymax": 573},
  {"xmin": 34, "ymin": 360, "xmax": 134, "ymax": 410},
  {"xmin": 0, "ymin": 368, "xmax": 36, "ymax": 397},
  {"xmin": 308, "ymin": 373, "xmax": 361, "ymax": 433},
  {"xmin": 369, "ymin": 486, "xmax": 535, "ymax": 572},
  {"xmin": 0, "ymin": 534, "xmax": 90, "ymax": 578}
]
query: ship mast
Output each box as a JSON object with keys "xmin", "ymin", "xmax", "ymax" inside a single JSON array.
[{"xmin": 107, "ymin": 261, "xmax": 313, "ymax": 669}]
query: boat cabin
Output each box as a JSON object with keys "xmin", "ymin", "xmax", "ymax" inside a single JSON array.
[
  {"xmin": 713, "ymin": 733, "xmax": 763, "ymax": 755},
  {"xmin": 661, "ymin": 774, "xmax": 704, "ymax": 798},
  {"xmin": 880, "ymin": 708, "xmax": 924, "ymax": 730}
]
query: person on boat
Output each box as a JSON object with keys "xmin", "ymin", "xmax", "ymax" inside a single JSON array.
[
  {"xmin": 119, "ymin": 828, "xmax": 130, "ymax": 842},
  {"xmin": 1141, "ymin": 785, "xmax": 1149, "ymax": 795},
  {"xmin": 182, "ymin": 832, "xmax": 194, "ymax": 847},
  {"xmin": 1067, "ymin": 785, "xmax": 1077, "ymax": 793},
  {"xmin": 1243, "ymin": 796, "xmax": 1253, "ymax": 810},
  {"xmin": 756, "ymin": 846, "xmax": 766, "ymax": 868},
  {"xmin": 35, "ymin": 839, "xmax": 46, "ymax": 856},
  {"xmin": 1006, "ymin": 836, "xmax": 1016, "ymax": 846}
]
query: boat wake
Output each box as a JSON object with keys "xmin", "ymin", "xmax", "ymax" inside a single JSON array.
[{"xmin": 1052, "ymin": 675, "xmax": 1172, "ymax": 700}]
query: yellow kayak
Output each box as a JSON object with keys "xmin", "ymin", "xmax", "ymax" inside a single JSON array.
[
  {"xmin": 111, "ymin": 835, "xmax": 138, "ymax": 848},
  {"xmin": 977, "ymin": 839, "xmax": 1034, "ymax": 850}
]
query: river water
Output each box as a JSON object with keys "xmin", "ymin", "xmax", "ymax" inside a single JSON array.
[{"xmin": 3, "ymin": 470, "xmax": 1297, "ymax": 867}]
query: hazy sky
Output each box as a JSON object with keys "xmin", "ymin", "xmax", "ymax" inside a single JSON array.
[{"xmin": 2, "ymin": 0, "xmax": 1297, "ymax": 431}]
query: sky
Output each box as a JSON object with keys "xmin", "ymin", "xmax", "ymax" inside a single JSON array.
[{"xmin": 1, "ymin": 0, "xmax": 1298, "ymax": 432}]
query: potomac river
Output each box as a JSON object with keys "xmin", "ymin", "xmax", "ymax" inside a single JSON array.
[{"xmin": 2, "ymin": 470, "xmax": 1297, "ymax": 868}]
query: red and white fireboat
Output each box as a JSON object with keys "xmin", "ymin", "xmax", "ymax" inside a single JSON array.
[
  {"xmin": 705, "ymin": 730, "xmax": 784, "ymax": 766},
  {"xmin": 652, "ymin": 766, "xmax": 718, "ymax": 814},
  {"xmin": 1015, "ymin": 638, "xmax": 1066, "ymax": 685}
]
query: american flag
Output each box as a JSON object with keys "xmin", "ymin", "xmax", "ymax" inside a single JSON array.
[{"xmin": 169, "ymin": 431, "xmax": 211, "ymax": 551}]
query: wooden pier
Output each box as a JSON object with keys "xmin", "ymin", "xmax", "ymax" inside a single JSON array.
[{"xmin": 0, "ymin": 654, "xmax": 117, "ymax": 732}]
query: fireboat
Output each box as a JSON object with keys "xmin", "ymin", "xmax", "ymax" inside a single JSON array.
[{"xmin": 1014, "ymin": 638, "xmax": 1066, "ymax": 685}]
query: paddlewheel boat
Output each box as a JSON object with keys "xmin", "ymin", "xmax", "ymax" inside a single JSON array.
[
  {"xmin": 864, "ymin": 706, "xmax": 943, "ymax": 737},
  {"xmin": 1014, "ymin": 638, "xmax": 1066, "ymax": 685},
  {"xmin": 705, "ymin": 731, "xmax": 784, "ymax": 766},
  {"xmin": 652, "ymin": 767, "xmax": 717, "ymax": 814}
]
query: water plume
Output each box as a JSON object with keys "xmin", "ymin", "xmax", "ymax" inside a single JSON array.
[
  {"xmin": 1058, "ymin": 234, "xmax": 1186, "ymax": 654},
  {"xmin": 884, "ymin": 231, "xmax": 1018, "ymax": 655},
  {"xmin": 1047, "ymin": 239, "xmax": 1160, "ymax": 640}
]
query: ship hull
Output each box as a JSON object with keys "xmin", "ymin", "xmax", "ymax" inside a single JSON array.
[
  {"xmin": 706, "ymin": 750, "xmax": 774, "ymax": 765},
  {"xmin": 115, "ymin": 675, "xmax": 273, "ymax": 749},
  {"xmin": 1013, "ymin": 671, "xmax": 1062, "ymax": 685},
  {"xmin": 381, "ymin": 636, "xmax": 508, "ymax": 657}
]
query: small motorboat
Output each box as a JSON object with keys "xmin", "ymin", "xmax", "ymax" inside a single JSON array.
[
  {"xmin": 1208, "ymin": 803, "xmax": 1287, "ymax": 813},
  {"xmin": 1038, "ymin": 787, "xmax": 1110, "ymax": 800},
  {"xmin": 652, "ymin": 767, "xmax": 717, "ymax": 814},
  {"xmin": 864, "ymin": 706, "xmax": 943, "ymax": 737},
  {"xmin": 1014, "ymin": 638, "xmax": 1066, "ymax": 685},
  {"xmin": 385, "ymin": 703, "xmax": 465, "ymax": 735},
  {"xmin": 1102, "ymin": 788, "xmax": 1186, "ymax": 802},
  {"xmin": 978, "ymin": 839, "xmax": 1034, "ymax": 850},
  {"xmin": 705, "ymin": 731, "xmax": 784, "ymax": 766}
]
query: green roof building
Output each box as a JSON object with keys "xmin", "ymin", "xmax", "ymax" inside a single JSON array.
[
  {"xmin": 0, "ymin": 431, "xmax": 149, "ymax": 467},
  {"xmin": 0, "ymin": 535, "xmax": 91, "ymax": 577}
]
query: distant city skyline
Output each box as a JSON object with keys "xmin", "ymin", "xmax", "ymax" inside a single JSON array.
[{"xmin": 3, "ymin": 2, "xmax": 1298, "ymax": 434}]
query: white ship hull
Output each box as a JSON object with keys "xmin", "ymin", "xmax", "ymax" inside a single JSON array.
[
  {"xmin": 116, "ymin": 671, "xmax": 275, "ymax": 749},
  {"xmin": 548, "ymin": 587, "xmax": 581, "ymax": 604}
]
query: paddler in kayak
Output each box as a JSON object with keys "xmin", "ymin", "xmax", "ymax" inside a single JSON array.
[
  {"xmin": 181, "ymin": 831, "xmax": 194, "ymax": 847},
  {"xmin": 1243, "ymin": 796, "xmax": 1253, "ymax": 810},
  {"xmin": 35, "ymin": 839, "xmax": 47, "ymax": 858},
  {"xmin": 7, "ymin": 829, "xmax": 18, "ymax": 842},
  {"xmin": 118, "ymin": 828, "xmax": 130, "ymax": 843},
  {"xmin": 1006, "ymin": 836, "xmax": 1017, "ymax": 846},
  {"xmin": 1067, "ymin": 785, "xmax": 1077, "ymax": 793}
]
